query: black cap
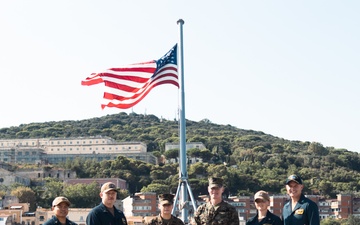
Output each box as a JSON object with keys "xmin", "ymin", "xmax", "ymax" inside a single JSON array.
[
  {"xmin": 208, "ymin": 177, "xmax": 223, "ymax": 188},
  {"xmin": 286, "ymin": 174, "xmax": 303, "ymax": 185},
  {"xmin": 158, "ymin": 194, "xmax": 175, "ymax": 205}
]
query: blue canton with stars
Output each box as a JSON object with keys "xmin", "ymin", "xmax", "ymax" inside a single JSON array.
[{"xmin": 154, "ymin": 44, "xmax": 177, "ymax": 76}]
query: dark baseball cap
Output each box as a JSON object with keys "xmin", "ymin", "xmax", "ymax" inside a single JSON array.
[{"xmin": 286, "ymin": 174, "xmax": 303, "ymax": 185}]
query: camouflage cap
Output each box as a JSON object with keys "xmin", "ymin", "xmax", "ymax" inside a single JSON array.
[
  {"xmin": 208, "ymin": 177, "xmax": 223, "ymax": 188},
  {"xmin": 158, "ymin": 194, "xmax": 175, "ymax": 205}
]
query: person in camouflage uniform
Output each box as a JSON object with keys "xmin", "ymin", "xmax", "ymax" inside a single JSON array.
[
  {"xmin": 145, "ymin": 194, "xmax": 185, "ymax": 225},
  {"xmin": 193, "ymin": 177, "xmax": 239, "ymax": 225}
]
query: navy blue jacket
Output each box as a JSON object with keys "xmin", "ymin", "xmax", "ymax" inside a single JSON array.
[
  {"xmin": 282, "ymin": 194, "xmax": 320, "ymax": 225},
  {"xmin": 43, "ymin": 216, "xmax": 77, "ymax": 225},
  {"xmin": 246, "ymin": 210, "xmax": 282, "ymax": 225},
  {"xmin": 86, "ymin": 203, "xmax": 127, "ymax": 225}
]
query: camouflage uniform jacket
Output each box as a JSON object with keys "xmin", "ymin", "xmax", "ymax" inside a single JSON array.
[
  {"xmin": 193, "ymin": 200, "xmax": 239, "ymax": 225},
  {"xmin": 145, "ymin": 215, "xmax": 185, "ymax": 225}
]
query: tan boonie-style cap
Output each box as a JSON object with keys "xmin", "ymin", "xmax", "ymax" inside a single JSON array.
[
  {"xmin": 101, "ymin": 182, "xmax": 118, "ymax": 193},
  {"xmin": 158, "ymin": 194, "xmax": 175, "ymax": 205},
  {"xmin": 254, "ymin": 190, "xmax": 270, "ymax": 202},
  {"xmin": 52, "ymin": 196, "xmax": 71, "ymax": 207}
]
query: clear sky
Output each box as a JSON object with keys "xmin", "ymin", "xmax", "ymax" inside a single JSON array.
[{"xmin": 1, "ymin": 1, "xmax": 359, "ymax": 153}]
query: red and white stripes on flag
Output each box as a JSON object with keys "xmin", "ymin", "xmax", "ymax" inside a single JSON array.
[{"xmin": 81, "ymin": 45, "xmax": 179, "ymax": 109}]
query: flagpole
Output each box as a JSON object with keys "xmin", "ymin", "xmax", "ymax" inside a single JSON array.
[{"xmin": 173, "ymin": 18, "xmax": 197, "ymax": 224}]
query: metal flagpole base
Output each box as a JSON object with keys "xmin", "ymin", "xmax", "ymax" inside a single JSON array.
[{"xmin": 172, "ymin": 177, "xmax": 197, "ymax": 224}]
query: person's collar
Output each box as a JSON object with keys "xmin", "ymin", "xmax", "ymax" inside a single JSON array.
[
  {"xmin": 160, "ymin": 214, "xmax": 172, "ymax": 220},
  {"xmin": 53, "ymin": 216, "xmax": 67, "ymax": 224},
  {"xmin": 210, "ymin": 199, "xmax": 223, "ymax": 206},
  {"xmin": 102, "ymin": 201, "xmax": 114, "ymax": 209}
]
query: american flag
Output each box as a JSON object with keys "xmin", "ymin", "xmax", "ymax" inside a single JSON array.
[{"xmin": 81, "ymin": 44, "xmax": 179, "ymax": 109}]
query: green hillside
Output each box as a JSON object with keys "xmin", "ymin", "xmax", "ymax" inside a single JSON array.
[{"xmin": 1, "ymin": 112, "xmax": 360, "ymax": 198}]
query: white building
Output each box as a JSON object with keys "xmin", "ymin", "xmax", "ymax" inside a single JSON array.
[{"xmin": 0, "ymin": 137, "xmax": 157, "ymax": 164}]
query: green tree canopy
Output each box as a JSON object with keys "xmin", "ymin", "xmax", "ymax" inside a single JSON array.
[
  {"xmin": 11, "ymin": 186, "xmax": 36, "ymax": 211},
  {"xmin": 63, "ymin": 182, "xmax": 100, "ymax": 208}
]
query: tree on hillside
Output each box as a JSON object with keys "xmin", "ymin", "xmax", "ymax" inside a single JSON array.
[
  {"xmin": 164, "ymin": 149, "xmax": 179, "ymax": 162},
  {"xmin": 188, "ymin": 162, "xmax": 208, "ymax": 177},
  {"xmin": 140, "ymin": 183, "xmax": 170, "ymax": 195},
  {"xmin": 187, "ymin": 148, "xmax": 213, "ymax": 162},
  {"xmin": 308, "ymin": 142, "xmax": 328, "ymax": 155},
  {"xmin": 318, "ymin": 180, "xmax": 334, "ymax": 197},
  {"xmin": 0, "ymin": 190, "xmax": 6, "ymax": 199},
  {"xmin": 36, "ymin": 178, "xmax": 64, "ymax": 207},
  {"xmin": 320, "ymin": 218, "xmax": 341, "ymax": 225},
  {"xmin": 206, "ymin": 164, "xmax": 227, "ymax": 178},
  {"xmin": 118, "ymin": 189, "xmax": 130, "ymax": 200},
  {"xmin": 63, "ymin": 182, "xmax": 100, "ymax": 208},
  {"xmin": 346, "ymin": 214, "xmax": 360, "ymax": 225},
  {"xmin": 11, "ymin": 187, "xmax": 36, "ymax": 211}
]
